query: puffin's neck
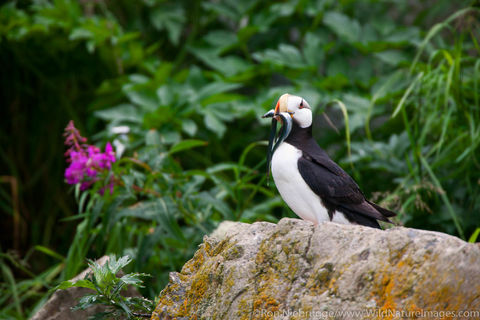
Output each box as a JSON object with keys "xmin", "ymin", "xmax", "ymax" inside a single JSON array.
[{"xmin": 284, "ymin": 121, "xmax": 313, "ymax": 148}]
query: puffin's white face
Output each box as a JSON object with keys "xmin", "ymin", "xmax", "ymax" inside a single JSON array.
[
  {"xmin": 275, "ymin": 93, "xmax": 312, "ymax": 128},
  {"xmin": 262, "ymin": 93, "xmax": 312, "ymax": 178}
]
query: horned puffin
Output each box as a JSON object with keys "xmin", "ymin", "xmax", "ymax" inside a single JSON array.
[{"xmin": 263, "ymin": 93, "xmax": 396, "ymax": 228}]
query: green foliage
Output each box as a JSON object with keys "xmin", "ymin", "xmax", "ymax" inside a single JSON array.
[
  {"xmin": 355, "ymin": 7, "xmax": 480, "ymax": 238},
  {"xmin": 1, "ymin": 0, "xmax": 479, "ymax": 319},
  {"xmin": 56, "ymin": 255, "xmax": 153, "ymax": 319}
]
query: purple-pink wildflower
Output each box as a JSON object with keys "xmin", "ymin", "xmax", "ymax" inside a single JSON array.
[{"xmin": 64, "ymin": 121, "xmax": 116, "ymax": 192}]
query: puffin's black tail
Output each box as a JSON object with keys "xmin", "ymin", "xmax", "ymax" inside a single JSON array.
[
  {"xmin": 341, "ymin": 210, "xmax": 382, "ymax": 229},
  {"xmin": 336, "ymin": 200, "xmax": 397, "ymax": 229},
  {"xmin": 367, "ymin": 201, "xmax": 397, "ymax": 219}
]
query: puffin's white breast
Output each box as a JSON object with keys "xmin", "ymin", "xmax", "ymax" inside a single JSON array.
[{"xmin": 271, "ymin": 142, "xmax": 350, "ymax": 225}]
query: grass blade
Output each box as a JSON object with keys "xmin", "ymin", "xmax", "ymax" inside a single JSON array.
[
  {"xmin": 330, "ymin": 99, "xmax": 351, "ymax": 160},
  {"xmin": 410, "ymin": 7, "xmax": 475, "ymax": 72},
  {"xmin": 34, "ymin": 246, "xmax": 65, "ymax": 262},
  {"xmin": 420, "ymin": 156, "xmax": 465, "ymax": 239},
  {"xmin": 1, "ymin": 263, "xmax": 23, "ymax": 317},
  {"xmin": 392, "ymin": 72, "xmax": 423, "ymax": 118},
  {"xmin": 468, "ymin": 228, "xmax": 480, "ymax": 243}
]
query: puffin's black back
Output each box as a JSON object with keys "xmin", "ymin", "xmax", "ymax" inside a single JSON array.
[{"xmin": 285, "ymin": 121, "xmax": 396, "ymax": 228}]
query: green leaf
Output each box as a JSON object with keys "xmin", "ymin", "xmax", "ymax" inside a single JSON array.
[
  {"xmin": 181, "ymin": 119, "xmax": 198, "ymax": 136},
  {"xmin": 108, "ymin": 255, "xmax": 132, "ymax": 274},
  {"xmin": 195, "ymin": 82, "xmax": 242, "ymax": 103},
  {"xmin": 160, "ymin": 130, "xmax": 181, "ymax": 145},
  {"xmin": 123, "ymin": 87, "xmax": 158, "ymax": 112},
  {"xmin": 342, "ymin": 94, "xmax": 371, "ymax": 133},
  {"xmin": 145, "ymin": 129, "xmax": 161, "ymax": 146},
  {"xmin": 150, "ymin": 5, "xmax": 185, "ymax": 45},
  {"xmin": 237, "ymin": 25, "xmax": 260, "ymax": 42},
  {"xmin": 202, "ymin": 1, "xmax": 240, "ymax": 21},
  {"xmin": 253, "ymin": 44, "xmax": 306, "ymax": 69},
  {"xmin": 190, "ymin": 48, "xmax": 251, "ymax": 76},
  {"xmin": 204, "ymin": 111, "xmax": 227, "ymax": 137},
  {"xmin": 120, "ymin": 273, "xmax": 147, "ymax": 286},
  {"xmin": 323, "ymin": 11, "xmax": 361, "ymax": 44},
  {"xmin": 116, "ymin": 299, "xmax": 133, "ymax": 317},
  {"xmin": 374, "ymin": 50, "xmax": 409, "ymax": 66},
  {"xmin": 204, "ymin": 30, "xmax": 238, "ymax": 53},
  {"xmin": 94, "ymin": 104, "xmax": 143, "ymax": 124},
  {"xmin": 303, "ymin": 32, "xmax": 325, "ymax": 67},
  {"xmin": 122, "ymin": 175, "xmax": 134, "ymax": 194},
  {"xmin": 56, "ymin": 279, "xmax": 96, "ymax": 291},
  {"xmin": 69, "ymin": 27, "xmax": 93, "ymax": 41},
  {"xmin": 156, "ymin": 86, "xmax": 174, "ymax": 106},
  {"xmin": 73, "ymin": 294, "xmax": 99, "ymax": 310},
  {"xmin": 270, "ymin": 2, "xmax": 296, "ymax": 17},
  {"xmin": 169, "ymin": 139, "xmax": 207, "ymax": 155}
]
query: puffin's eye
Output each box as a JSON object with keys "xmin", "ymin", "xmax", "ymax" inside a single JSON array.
[{"xmin": 299, "ymin": 99, "xmax": 304, "ymax": 109}]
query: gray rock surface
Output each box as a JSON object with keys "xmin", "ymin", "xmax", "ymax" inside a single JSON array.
[{"xmin": 151, "ymin": 218, "xmax": 480, "ymax": 320}]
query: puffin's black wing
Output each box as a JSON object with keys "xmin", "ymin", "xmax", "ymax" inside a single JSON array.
[{"xmin": 297, "ymin": 146, "xmax": 395, "ymax": 228}]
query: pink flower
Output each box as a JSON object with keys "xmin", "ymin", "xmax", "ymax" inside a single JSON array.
[{"xmin": 64, "ymin": 121, "xmax": 116, "ymax": 193}]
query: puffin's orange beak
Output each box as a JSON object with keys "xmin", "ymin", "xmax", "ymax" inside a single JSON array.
[{"xmin": 274, "ymin": 100, "xmax": 280, "ymax": 115}]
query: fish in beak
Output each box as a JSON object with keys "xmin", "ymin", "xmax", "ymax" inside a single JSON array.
[{"xmin": 262, "ymin": 96, "xmax": 294, "ymax": 183}]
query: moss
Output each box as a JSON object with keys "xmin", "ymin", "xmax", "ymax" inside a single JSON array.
[
  {"xmin": 305, "ymin": 262, "xmax": 335, "ymax": 296},
  {"xmin": 222, "ymin": 266, "xmax": 236, "ymax": 295},
  {"xmin": 222, "ymin": 244, "xmax": 244, "ymax": 261},
  {"xmin": 151, "ymin": 235, "xmax": 256, "ymax": 319},
  {"xmin": 240, "ymin": 232, "xmax": 301, "ymax": 319},
  {"xmin": 181, "ymin": 245, "xmax": 207, "ymax": 275},
  {"xmin": 251, "ymin": 271, "xmax": 282, "ymax": 319},
  {"xmin": 152, "ymin": 237, "xmax": 229, "ymax": 318},
  {"xmin": 316, "ymin": 267, "xmax": 331, "ymax": 284},
  {"xmin": 368, "ymin": 251, "xmax": 479, "ymax": 319},
  {"xmin": 151, "ymin": 279, "xmax": 188, "ymax": 319},
  {"xmin": 287, "ymin": 256, "xmax": 301, "ymax": 281},
  {"xmin": 237, "ymin": 297, "xmax": 253, "ymax": 320},
  {"xmin": 372, "ymin": 257, "xmax": 414, "ymax": 319}
]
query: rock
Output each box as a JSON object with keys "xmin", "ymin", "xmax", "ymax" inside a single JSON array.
[
  {"xmin": 32, "ymin": 256, "xmax": 140, "ymax": 320},
  {"xmin": 151, "ymin": 218, "xmax": 480, "ymax": 319}
]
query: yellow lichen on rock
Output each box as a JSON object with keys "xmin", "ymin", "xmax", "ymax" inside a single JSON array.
[{"xmin": 151, "ymin": 219, "xmax": 480, "ymax": 320}]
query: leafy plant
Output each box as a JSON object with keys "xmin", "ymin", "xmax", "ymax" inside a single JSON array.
[{"xmin": 56, "ymin": 255, "xmax": 153, "ymax": 319}]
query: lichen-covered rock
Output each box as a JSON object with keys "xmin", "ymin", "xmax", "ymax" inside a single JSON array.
[{"xmin": 151, "ymin": 218, "xmax": 480, "ymax": 320}]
